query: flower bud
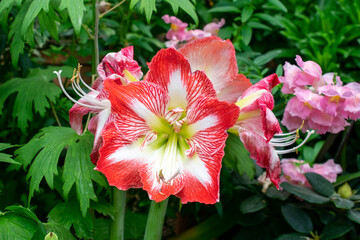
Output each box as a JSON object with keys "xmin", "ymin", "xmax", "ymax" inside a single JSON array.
[
  {"xmin": 338, "ymin": 182, "xmax": 352, "ymax": 199},
  {"xmin": 45, "ymin": 232, "xmax": 58, "ymax": 240}
]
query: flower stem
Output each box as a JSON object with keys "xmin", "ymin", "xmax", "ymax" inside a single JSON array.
[
  {"xmin": 144, "ymin": 199, "xmax": 169, "ymax": 240},
  {"xmin": 109, "ymin": 188, "xmax": 127, "ymax": 240},
  {"xmin": 50, "ymin": 101, "xmax": 61, "ymax": 127}
]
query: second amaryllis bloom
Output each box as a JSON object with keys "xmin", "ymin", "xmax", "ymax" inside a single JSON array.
[{"xmin": 96, "ymin": 48, "xmax": 239, "ymax": 204}]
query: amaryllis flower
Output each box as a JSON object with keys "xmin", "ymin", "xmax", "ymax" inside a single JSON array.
[
  {"xmin": 280, "ymin": 159, "xmax": 342, "ymax": 188},
  {"xmin": 230, "ymin": 74, "xmax": 282, "ymax": 187},
  {"xmin": 179, "ymin": 36, "xmax": 252, "ymax": 103},
  {"xmin": 55, "ymin": 46, "xmax": 143, "ymax": 163},
  {"xmin": 95, "ymin": 48, "xmax": 239, "ymax": 204}
]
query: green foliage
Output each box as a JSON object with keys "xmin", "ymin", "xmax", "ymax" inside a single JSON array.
[
  {"xmin": 280, "ymin": 182, "xmax": 330, "ymax": 204},
  {"xmin": 58, "ymin": 0, "xmax": 86, "ymax": 35},
  {"xmin": 223, "ymin": 133, "xmax": 255, "ymax": 180},
  {"xmin": 304, "ymin": 172, "xmax": 335, "ymax": 197},
  {"xmin": 15, "ymin": 127, "xmax": 102, "ymax": 216},
  {"xmin": 0, "ymin": 143, "xmax": 19, "ymax": 164},
  {"xmin": 0, "ymin": 67, "xmax": 73, "ymax": 133},
  {"xmin": 281, "ymin": 204, "xmax": 313, "ymax": 234},
  {"xmin": 240, "ymin": 195, "xmax": 267, "ymax": 214}
]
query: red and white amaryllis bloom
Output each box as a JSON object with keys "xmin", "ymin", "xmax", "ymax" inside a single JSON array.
[
  {"xmin": 179, "ymin": 36, "xmax": 252, "ymax": 103},
  {"xmin": 96, "ymin": 48, "xmax": 239, "ymax": 204},
  {"xmin": 54, "ymin": 46, "xmax": 143, "ymax": 163},
  {"xmin": 230, "ymin": 74, "xmax": 282, "ymax": 187}
]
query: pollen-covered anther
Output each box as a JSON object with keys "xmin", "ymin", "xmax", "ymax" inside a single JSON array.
[
  {"xmin": 165, "ymin": 107, "xmax": 184, "ymax": 125},
  {"xmin": 140, "ymin": 132, "xmax": 158, "ymax": 151}
]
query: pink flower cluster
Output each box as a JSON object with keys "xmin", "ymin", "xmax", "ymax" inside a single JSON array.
[
  {"xmin": 280, "ymin": 55, "xmax": 360, "ymax": 134},
  {"xmin": 162, "ymin": 15, "xmax": 225, "ymax": 48},
  {"xmin": 280, "ymin": 159, "xmax": 342, "ymax": 187}
]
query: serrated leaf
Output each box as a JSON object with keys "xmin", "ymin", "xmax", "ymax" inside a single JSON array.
[
  {"xmin": 208, "ymin": 6, "xmax": 240, "ymax": 13},
  {"xmin": 21, "ymin": 0, "xmax": 50, "ymax": 35},
  {"xmin": 91, "ymin": 200, "xmax": 116, "ymax": 219},
  {"xmin": 138, "ymin": 0, "xmax": 156, "ymax": 23},
  {"xmin": 331, "ymin": 195, "xmax": 354, "ymax": 209},
  {"xmin": 0, "ymin": 213, "xmax": 38, "ymax": 240},
  {"xmin": 280, "ymin": 182, "xmax": 330, "ymax": 204},
  {"xmin": 347, "ymin": 210, "xmax": 360, "ymax": 224},
  {"xmin": 223, "ymin": 133, "xmax": 255, "ymax": 180},
  {"xmin": 0, "ymin": 66, "xmax": 73, "ymax": 132},
  {"xmin": 15, "ymin": 127, "xmax": 100, "ymax": 216},
  {"xmin": 0, "ymin": 143, "xmax": 20, "ymax": 164},
  {"xmin": 38, "ymin": 7, "xmax": 59, "ymax": 41},
  {"xmin": 241, "ymin": 6, "xmax": 253, "ymax": 23},
  {"xmin": 305, "ymin": 172, "xmax": 335, "ymax": 197},
  {"xmin": 130, "ymin": 0, "xmax": 140, "ymax": 9},
  {"xmin": 240, "ymin": 195, "xmax": 267, "ymax": 214},
  {"xmin": 63, "ymin": 132, "xmax": 98, "ymax": 216},
  {"xmin": 165, "ymin": 0, "xmax": 198, "ymax": 25},
  {"xmin": 58, "ymin": 0, "xmax": 86, "ymax": 35},
  {"xmin": 48, "ymin": 202, "xmax": 93, "ymax": 239},
  {"xmin": 281, "ymin": 204, "xmax": 313, "ymax": 234}
]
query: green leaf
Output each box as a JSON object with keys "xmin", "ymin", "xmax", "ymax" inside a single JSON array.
[
  {"xmin": 58, "ymin": 0, "xmax": 86, "ymax": 35},
  {"xmin": 43, "ymin": 223, "xmax": 76, "ymax": 240},
  {"xmin": 280, "ymin": 182, "xmax": 330, "ymax": 204},
  {"xmin": 15, "ymin": 127, "xmax": 99, "ymax": 215},
  {"xmin": 247, "ymin": 21, "xmax": 272, "ymax": 31},
  {"xmin": 241, "ymin": 25, "xmax": 252, "ymax": 45},
  {"xmin": 138, "ymin": 0, "xmax": 156, "ymax": 23},
  {"xmin": 167, "ymin": 0, "xmax": 198, "ymax": 25},
  {"xmin": 305, "ymin": 172, "xmax": 335, "ymax": 197},
  {"xmin": 223, "ymin": 133, "xmax": 255, "ymax": 180},
  {"xmin": 129, "ymin": 0, "xmax": 140, "ymax": 9},
  {"xmin": 335, "ymin": 171, "xmax": 360, "ymax": 187},
  {"xmin": 0, "ymin": 213, "xmax": 38, "ymax": 240},
  {"xmin": 276, "ymin": 233, "xmax": 308, "ymax": 240},
  {"xmin": 38, "ymin": 7, "xmax": 59, "ymax": 41},
  {"xmin": 124, "ymin": 211, "xmax": 148, "ymax": 239},
  {"xmin": 0, "ymin": 143, "xmax": 20, "ymax": 164},
  {"xmin": 331, "ymin": 195, "xmax": 354, "ymax": 209},
  {"xmin": 240, "ymin": 195, "xmax": 267, "ymax": 214},
  {"xmin": 347, "ymin": 210, "xmax": 360, "ymax": 224},
  {"xmin": 63, "ymin": 132, "xmax": 99, "ymax": 216},
  {"xmin": 265, "ymin": 0, "xmax": 287, "ymax": 12},
  {"xmin": 48, "ymin": 202, "xmax": 93, "ymax": 239},
  {"xmin": 208, "ymin": 6, "xmax": 240, "ymax": 13},
  {"xmin": 254, "ymin": 49, "xmax": 284, "ymax": 65},
  {"xmin": 21, "ymin": 0, "xmax": 50, "ymax": 35},
  {"xmin": 281, "ymin": 204, "xmax": 313, "ymax": 234},
  {"xmin": 0, "ymin": 0, "xmax": 17, "ymax": 15},
  {"xmin": 0, "ymin": 66, "xmax": 73, "ymax": 132},
  {"xmin": 241, "ymin": 6, "xmax": 253, "ymax": 23},
  {"xmin": 321, "ymin": 222, "xmax": 352, "ymax": 240}
]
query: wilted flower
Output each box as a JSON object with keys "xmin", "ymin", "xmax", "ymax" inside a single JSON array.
[{"xmin": 280, "ymin": 159, "xmax": 342, "ymax": 187}]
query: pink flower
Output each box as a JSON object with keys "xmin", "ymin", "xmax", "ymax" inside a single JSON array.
[
  {"xmin": 55, "ymin": 46, "xmax": 143, "ymax": 163},
  {"xmin": 162, "ymin": 15, "xmax": 188, "ymax": 42},
  {"xmin": 203, "ymin": 19, "xmax": 225, "ymax": 36},
  {"xmin": 95, "ymin": 48, "xmax": 240, "ymax": 204},
  {"xmin": 280, "ymin": 55, "xmax": 359, "ymax": 134},
  {"xmin": 280, "ymin": 159, "xmax": 342, "ymax": 188}
]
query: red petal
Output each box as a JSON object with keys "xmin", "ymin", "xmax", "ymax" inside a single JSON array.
[
  {"xmin": 179, "ymin": 36, "xmax": 251, "ymax": 98},
  {"xmin": 186, "ymin": 97, "xmax": 240, "ymax": 155},
  {"xmin": 239, "ymin": 127, "xmax": 281, "ymax": 188},
  {"xmin": 146, "ymin": 48, "xmax": 216, "ymax": 109},
  {"xmin": 96, "ymin": 122, "xmax": 143, "ymax": 189},
  {"xmin": 176, "ymin": 152, "xmax": 222, "ymax": 204}
]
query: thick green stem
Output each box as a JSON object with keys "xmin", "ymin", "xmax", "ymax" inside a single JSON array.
[
  {"xmin": 144, "ymin": 199, "xmax": 169, "ymax": 240},
  {"xmin": 109, "ymin": 188, "xmax": 127, "ymax": 240}
]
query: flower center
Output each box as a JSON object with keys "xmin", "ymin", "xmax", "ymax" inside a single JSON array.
[{"xmin": 330, "ymin": 95, "xmax": 341, "ymax": 104}]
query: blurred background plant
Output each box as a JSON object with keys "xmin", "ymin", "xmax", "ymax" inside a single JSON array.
[{"xmin": 0, "ymin": 0, "xmax": 359, "ymax": 239}]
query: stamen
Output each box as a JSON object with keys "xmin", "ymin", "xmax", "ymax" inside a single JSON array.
[
  {"xmin": 165, "ymin": 108, "xmax": 184, "ymax": 125},
  {"xmin": 79, "ymin": 73, "xmax": 99, "ymax": 93},
  {"xmin": 53, "ymin": 70, "xmax": 106, "ymax": 110},
  {"xmin": 140, "ymin": 132, "xmax": 157, "ymax": 150},
  {"xmin": 275, "ymin": 130, "xmax": 315, "ymax": 154}
]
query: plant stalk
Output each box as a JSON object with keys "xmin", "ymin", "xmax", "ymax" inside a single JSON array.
[
  {"xmin": 109, "ymin": 188, "xmax": 127, "ymax": 240},
  {"xmin": 144, "ymin": 199, "xmax": 169, "ymax": 240}
]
